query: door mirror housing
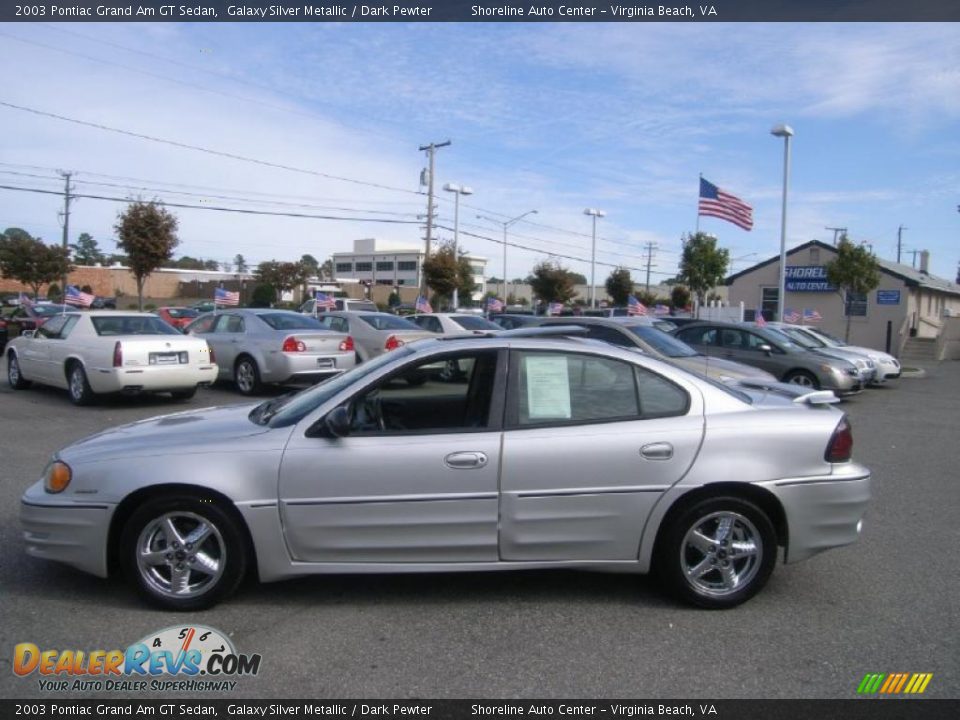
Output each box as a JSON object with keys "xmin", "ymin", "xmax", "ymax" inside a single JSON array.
[
  {"xmin": 324, "ymin": 406, "xmax": 351, "ymax": 438},
  {"xmin": 20, "ymin": 329, "xmax": 35, "ymax": 339},
  {"xmin": 758, "ymin": 343, "xmax": 773, "ymax": 355}
]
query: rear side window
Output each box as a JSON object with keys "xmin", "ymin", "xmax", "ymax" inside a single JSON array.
[
  {"xmin": 634, "ymin": 367, "xmax": 690, "ymax": 417},
  {"xmin": 360, "ymin": 314, "xmax": 419, "ymax": 331},
  {"xmin": 451, "ymin": 315, "xmax": 500, "ymax": 331},
  {"xmin": 259, "ymin": 313, "xmax": 325, "ymax": 330},
  {"xmin": 186, "ymin": 315, "xmax": 216, "ymax": 334},
  {"xmin": 678, "ymin": 327, "xmax": 718, "ymax": 346}
]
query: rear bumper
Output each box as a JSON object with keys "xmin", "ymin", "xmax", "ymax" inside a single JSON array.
[
  {"xmin": 88, "ymin": 364, "xmax": 218, "ymax": 393},
  {"xmin": 263, "ymin": 352, "xmax": 356, "ymax": 384},
  {"xmin": 762, "ymin": 464, "xmax": 871, "ymax": 564},
  {"xmin": 20, "ymin": 482, "xmax": 114, "ymax": 578}
]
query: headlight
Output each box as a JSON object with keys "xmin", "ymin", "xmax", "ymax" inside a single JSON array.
[{"xmin": 44, "ymin": 461, "xmax": 72, "ymax": 494}]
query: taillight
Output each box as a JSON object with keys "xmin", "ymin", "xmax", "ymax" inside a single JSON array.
[
  {"xmin": 384, "ymin": 335, "xmax": 404, "ymax": 351},
  {"xmin": 825, "ymin": 417, "xmax": 853, "ymax": 462},
  {"xmin": 339, "ymin": 336, "xmax": 354, "ymax": 352},
  {"xmin": 282, "ymin": 336, "xmax": 306, "ymax": 352},
  {"xmin": 113, "ymin": 341, "xmax": 123, "ymax": 368},
  {"xmin": 207, "ymin": 343, "xmax": 216, "ymax": 363}
]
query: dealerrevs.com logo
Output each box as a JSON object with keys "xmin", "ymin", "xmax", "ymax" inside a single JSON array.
[
  {"xmin": 857, "ymin": 672, "xmax": 934, "ymax": 695},
  {"xmin": 13, "ymin": 625, "xmax": 261, "ymax": 693}
]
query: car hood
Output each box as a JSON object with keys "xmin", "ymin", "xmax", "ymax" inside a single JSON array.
[
  {"xmin": 671, "ymin": 355, "xmax": 777, "ymax": 382},
  {"xmin": 58, "ymin": 403, "xmax": 287, "ymax": 464}
]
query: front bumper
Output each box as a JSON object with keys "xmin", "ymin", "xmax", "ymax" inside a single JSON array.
[
  {"xmin": 763, "ymin": 464, "xmax": 871, "ymax": 564},
  {"xmin": 20, "ymin": 481, "xmax": 114, "ymax": 578}
]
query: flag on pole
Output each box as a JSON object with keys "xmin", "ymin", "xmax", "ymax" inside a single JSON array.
[
  {"xmin": 64, "ymin": 285, "xmax": 95, "ymax": 308},
  {"xmin": 547, "ymin": 302, "xmax": 564, "ymax": 316},
  {"xmin": 314, "ymin": 292, "xmax": 336, "ymax": 310},
  {"xmin": 18, "ymin": 291, "xmax": 33, "ymax": 307},
  {"xmin": 214, "ymin": 287, "xmax": 240, "ymax": 306},
  {"xmin": 784, "ymin": 308, "xmax": 801, "ymax": 323},
  {"xmin": 755, "ymin": 309, "xmax": 767, "ymax": 327},
  {"xmin": 627, "ymin": 295, "xmax": 647, "ymax": 316},
  {"xmin": 485, "ymin": 296, "xmax": 504, "ymax": 313},
  {"xmin": 803, "ymin": 308, "xmax": 823, "ymax": 322},
  {"xmin": 698, "ymin": 177, "xmax": 754, "ymax": 231},
  {"xmin": 653, "ymin": 304, "xmax": 670, "ymax": 315},
  {"xmin": 415, "ymin": 295, "xmax": 433, "ymax": 313}
]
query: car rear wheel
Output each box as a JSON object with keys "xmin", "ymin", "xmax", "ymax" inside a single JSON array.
[
  {"xmin": 120, "ymin": 495, "xmax": 247, "ymax": 611},
  {"xmin": 7, "ymin": 352, "xmax": 31, "ymax": 389},
  {"xmin": 67, "ymin": 363, "xmax": 95, "ymax": 406},
  {"xmin": 784, "ymin": 370, "xmax": 819, "ymax": 389},
  {"xmin": 657, "ymin": 496, "xmax": 777, "ymax": 609},
  {"xmin": 234, "ymin": 356, "xmax": 262, "ymax": 396}
]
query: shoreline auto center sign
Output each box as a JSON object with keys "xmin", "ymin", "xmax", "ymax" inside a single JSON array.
[{"xmin": 785, "ymin": 266, "xmax": 835, "ymax": 292}]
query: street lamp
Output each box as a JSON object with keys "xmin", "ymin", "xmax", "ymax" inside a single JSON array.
[
  {"xmin": 443, "ymin": 182, "xmax": 473, "ymax": 309},
  {"xmin": 771, "ymin": 123, "xmax": 794, "ymax": 323},
  {"xmin": 477, "ymin": 209, "xmax": 538, "ymax": 303},
  {"xmin": 583, "ymin": 208, "xmax": 606, "ymax": 308}
]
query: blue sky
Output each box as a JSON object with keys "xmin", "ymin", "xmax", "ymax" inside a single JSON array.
[{"xmin": 1, "ymin": 21, "xmax": 958, "ymax": 284}]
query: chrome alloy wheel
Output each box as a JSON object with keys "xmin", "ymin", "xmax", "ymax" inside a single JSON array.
[
  {"xmin": 8, "ymin": 355, "xmax": 20, "ymax": 384},
  {"xmin": 235, "ymin": 360, "xmax": 256, "ymax": 394},
  {"xmin": 69, "ymin": 367, "xmax": 85, "ymax": 401},
  {"xmin": 136, "ymin": 512, "xmax": 226, "ymax": 599},
  {"xmin": 787, "ymin": 373, "xmax": 815, "ymax": 387},
  {"xmin": 680, "ymin": 511, "xmax": 762, "ymax": 598}
]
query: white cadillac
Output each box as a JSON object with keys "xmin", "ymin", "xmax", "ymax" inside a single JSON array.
[{"xmin": 6, "ymin": 310, "xmax": 218, "ymax": 404}]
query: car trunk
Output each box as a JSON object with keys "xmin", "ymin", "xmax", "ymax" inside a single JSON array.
[
  {"xmin": 116, "ymin": 337, "xmax": 207, "ymax": 367},
  {"xmin": 285, "ymin": 332, "xmax": 348, "ymax": 354}
]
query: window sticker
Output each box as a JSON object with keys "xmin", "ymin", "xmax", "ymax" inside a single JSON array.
[{"xmin": 524, "ymin": 355, "xmax": 571, "ymax": 420}]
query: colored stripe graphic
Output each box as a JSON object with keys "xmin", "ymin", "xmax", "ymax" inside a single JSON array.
[{"xmin": 858, "ymin": 672, "xmax": 933, "ymax": 694}]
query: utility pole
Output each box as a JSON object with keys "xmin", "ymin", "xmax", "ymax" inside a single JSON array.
[
  {"xmin": 897, "ymin": 225, "xmax": 907, "ymax": 264},
  {"xmin": 58, "ymin": 171, "xmax": 74, "ymax": 292},
  {"xmin": 826, "ymin": 226, "xmax": 847, "ymax": 246},
  {"xmin": 643, "ymin": 241, "xmax": 658, "ymax": 292},
  {"xmin": 418, "ymin": 140, "xmax": 451, "ymax": 296}
]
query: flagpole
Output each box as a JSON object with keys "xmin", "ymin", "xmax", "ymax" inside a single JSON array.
[{"xmin": 695, "ymin": 173, "xmax": 702, "ymax": 234}]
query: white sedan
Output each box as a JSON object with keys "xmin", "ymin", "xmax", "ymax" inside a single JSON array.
[
  {"xmin": 6, "ymin": 311, "xmax": 218, "ymax": 405},
  {"xmin": 409, "ymin": 312, "xmax": 502, "ymax": 335}
]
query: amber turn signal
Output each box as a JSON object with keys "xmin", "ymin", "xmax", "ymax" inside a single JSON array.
[{"xmin": 44, "ymin": 461, "xmax": 72, "ymax": 494}]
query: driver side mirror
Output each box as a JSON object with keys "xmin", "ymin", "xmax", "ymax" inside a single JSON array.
[
  {"xmin": 21, "ymin": 330, "xmax": 35, "ymax": 339},
  {"xmin": 323, "ymin": 406, "xmax": 351, "ymax": 438},
  {"xmin": 758, "ymin": 343, "xmax": 773, "ymax": 356}
]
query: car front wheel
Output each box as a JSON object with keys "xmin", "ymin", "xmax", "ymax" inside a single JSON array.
[
  {"xmin": 784, "ymin": 370, "xmax": 819, "ymax": 389},
  {"xmin": 657, "ymin": 496, "xmax": 777, "ymax": 609},
  {"xmin": 120, "ymin": 495, "xmax": 248, "ymax": 611}
]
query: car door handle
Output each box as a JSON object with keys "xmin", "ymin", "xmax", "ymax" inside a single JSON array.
[
  {"xmin": 640, "ymin": 443, "xmax": 674, "ymax": 460},
  {"xmin": 444, "ymin": 452, "xmax": 488, "ymax": 469}
]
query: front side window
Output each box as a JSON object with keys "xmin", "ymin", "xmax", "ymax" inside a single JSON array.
[
  {"xmin": 213, "ymin": 315, "xmax": 245, "ymax": 333},
  {"xmin": 412, "ymin": 316, "xmax": 442, "ymax": 333},
  {"xmin": 185, "ymin": 315, "xmax": 216, "ymax": 335},
  {"xmin": 677, "ymin": 327, "xmax": 718, "ymax": 347},
  {"xmin": 360, "ymin": 314, "xmax": 419, "ymax": 331},
  {"xmin": 345, "ymin": 350, "xmax": 499, "ymax": 434}
]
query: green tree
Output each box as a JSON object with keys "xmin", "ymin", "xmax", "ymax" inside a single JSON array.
[
  {"xmin": 47, "ymin": 283, "xmax": 61, "ymax": 301},
  {"xmin": 679, "ymin": 232, "xmax": 730, "ymax": 314},
  {"xmin": 670, "ymin": 285, "xmax": 691, "ymax": 310},
  {"xmin": 0, "ymin": 230, "xmax": 73, "ymax": 298},
  {"xmin": 250, "ymin": 283, "xmax": 276, "ymax": 308},
  {"xmin": 69, "ymin": 232, "xmax": 105, "ymax": 266},
  {"xmin": 255, "ymin": 260, "xmax": 309, "ymax": 302},
  {"xmin": 387, "ymin": 291, "xmax": 401, "ymax": 308},
  {"xmin": 825, "ymin": 235, "xmax": 881, "ymax": 341},
  {"xmin": 300, "ymin": 254, "xmax": 320, "ymax": 277},
  {"xmin": 528, "ymin": 260, "xmax": 577, "ymax": 304},
  {"xmin": 604, "ymin": 267, "xmax": 634, "ymax": 306},
  {"xmin": 114, "ymin": 201, "xmax": 180, "ymax": 310},
  {"xmin": 637, "ymin": 290, "xmax": 657, "ymax": 307},
  {"xmin": 320, "ymin": 257, "xmax": 333, "ymax": 280},
  {"xmin": 569, "ymin": 272, "xmax": 588, "ymax": 285},
  {"xmin": 202, "ymin": 259, "xmax": 219, "ymax": 271},
  {"xmin": 422, "ymin": 241, "xmax": 475, "ymax": 308},
  {"xmin": 173, "ymin": 256, "xmax": 205, "ymax": 270},
  {"xmin": 234, "ymin": 254, "xmax": 249, "ymax": 273}
]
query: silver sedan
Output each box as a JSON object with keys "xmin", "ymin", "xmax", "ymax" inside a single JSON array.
[
  {"xmin": 315, "ymin": 311, "xmax": 433, "ymax": 361},
  {"xmin": 184, "ymin": 309, "xmax": 355, "ymax": 395},
  {"xmin": 21, "ymin": 328, "xmax": 870, "ymax": 611}
]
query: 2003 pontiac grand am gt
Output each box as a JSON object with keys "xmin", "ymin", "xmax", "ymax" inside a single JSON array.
[{"xmin": 20, "ymin": 327, "xmax": 871, "ymax": 611}]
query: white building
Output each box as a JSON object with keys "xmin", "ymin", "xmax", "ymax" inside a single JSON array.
[{"xmin": 332, "ymin": 238, "xmax": 488, "ymax": 302}]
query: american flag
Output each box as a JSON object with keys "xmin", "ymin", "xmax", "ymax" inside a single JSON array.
[
  {"xmin": 803, "ymin": 308, "xmax": 823, "ymax": 322},
  {"xmin": 64, "ymin": 285, "xmax": 95, "ymax": 307},
  {"xmin": 415, "ymin": 295, "xmax": 433, "ymax": 313},
  {"xmin": 214, "ymin": 287, "xmax": 240, "ymax": 306},
  {"xmin": 547, "ymin": 302, "xmax": 564, "ymax": 316},
  {"xmin": 784, "ymin": 308, "xmax": 801, "ymax": 323},
  {"xmin": 627, "ymin": 295, "xmax": 647, "ymax": 316},
  {"xmin": 19, "ymin": 292, "xmax": 33, "ymax": 307},
  {"xmin": 698, "ymin": 177, "xmax": 754, "ymax": 231},
  {"xmin": 755, "ymin": 309, "xmax": 767, "ymax": 327},
  {"xmin": 654, "ymin": 304, "xmax": 670, "ymax": 315},
  {"xmin": 315, "ymin": 292, "xmax": 337, "ymax": 310},
  {"xmin": 486, "ymin": 297, "xmax": 504, "ymax": 312}
]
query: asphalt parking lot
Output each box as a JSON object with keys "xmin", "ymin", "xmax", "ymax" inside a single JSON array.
[{"xmin": 1, "ymin": 360, "xmax": 956, "ymax": 700}]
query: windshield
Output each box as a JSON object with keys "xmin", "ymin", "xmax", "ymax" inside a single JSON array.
[
  {"xmin": 762, "ymin": 328, "xmax": 803, "ymax": 350},
  {"xmin": 626, "ymin": 325, "xmax": 698, "ymax": 358},
  {"xmin": 806, "ymin": 328, "xmax": 845, "ymax": 346},
  {"xmin": 91, "ymin": 316, "xmax": 181, "ymax": 336},
  {"xmin": 262, "ymin": 346, "xmax": 416, "ymax": 427},
  {"xmin": 360, "ymin": 314, "xmax": 420, "ymax": 331},
  {"xmin": 780, "ymin": 328, "xmax": 820, "ymax": 349},
  {"xmin": 451, "ymin": 315, "xmax": 500, "ymax": 331},
  {"xmin": 258, "ymin": 312, "xmax": 326, "ymax": 330}
]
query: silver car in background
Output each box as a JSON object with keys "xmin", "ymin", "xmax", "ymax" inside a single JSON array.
[
  {"xmin": 20, "ymin": 329, "xmax": 870, "ymax": 612},
  {"xmin": 316, "ymin": 311, "xmax": 433, "ymax": 362},
  {"xmin": 184, "ymin": 309, "xmax": 355, "ymax": 395},
  {"xmin": 409, "ymin": 313, "xmax": 502, "ymax": 335},
  {"xmin": 776, "ymin": 324, "xmax": 900, "ymax": 383},
  {"xmin": 766, "ymin": 323, "xmax": 876, "ymax": 384}
]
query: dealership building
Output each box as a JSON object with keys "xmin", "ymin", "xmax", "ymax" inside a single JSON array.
[{"xmin": 725, "ymin": 240, "xmax": 960, "ymax": 359}]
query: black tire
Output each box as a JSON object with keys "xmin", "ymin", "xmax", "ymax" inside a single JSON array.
[
  {"xmin": 234, "ymin": 356, "xmax": 262, "ymax": 396},
  {"xmin": 170, "ymin": 387, "xmax": 197, "ymax": 401},
  {"xmin": 67, "ymin": 362, "xmax": 95, "ymax": 406},
  {"xmin": 7, "ymin": 351, "xmax": 32, "ymax": 389},
  {"xmin": 656, "ymin": 495, "xmax": 777, "ymax": 609},
  {"xmin": 783, "ymin": 370, "xmax": 820, "ymax": 390},
  {"xmin": 120, "ymin": 494, "xmax": 248, "ymax": 611}
]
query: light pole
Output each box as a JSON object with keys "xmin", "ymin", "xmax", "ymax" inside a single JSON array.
[
  {"xmin": 443, "ymin": 183, "xmax": 473, "ymax": 309},
  {"xmin": 477, "ymin": 209, "xmax": 538, "ymax": 303},
  {"xmin": 771, "ymin": 124, "xmax": 794, "ymax": 323},
  {"xmin": 583, "ymin": 208, "xmax": 606, "ymax": 308}
]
